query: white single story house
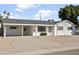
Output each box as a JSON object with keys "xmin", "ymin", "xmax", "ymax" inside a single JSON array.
[{"xmin": 0, "ymin": 19, "xmax": 76, "ymax": 37}]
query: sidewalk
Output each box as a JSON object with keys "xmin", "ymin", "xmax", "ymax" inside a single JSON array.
[{"xmin": 8, "ymin": 46, "xmax": 79, "ymax": 55}]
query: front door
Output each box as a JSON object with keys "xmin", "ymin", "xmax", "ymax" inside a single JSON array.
[{"xmin": 23, "ymin": 26, "xmax": 33, "ymax": 36}]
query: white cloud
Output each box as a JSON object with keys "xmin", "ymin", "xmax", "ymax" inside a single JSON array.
[
  {"xmin": 9, "ymin": 12, "xmax": 18, "ymax": 19},
  {"xmin": 16, "ymin": 4, "xmax": 35, "ymax": 9},
  {"xmin": 33, "ymin": 10, "xmax": 57, "ymax": 21},
  {"xmin": 9, "ymin": 13, "xmax": 27, "ymax": 19},
  {"xmin": 9, "ymin": 15, "xmax": 27, "ymax": 19},
  {"xmin": 16, "ymin": 8, "xmax": 24, "ymax": 12},
  {"xmin": 16, "ymin": 4, "xmax": 35, "ymax": 12}
]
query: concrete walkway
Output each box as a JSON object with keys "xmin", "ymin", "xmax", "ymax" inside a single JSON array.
[{"xmin": 0, "ymin": 36, "xmax": 79, "ymax": 55}]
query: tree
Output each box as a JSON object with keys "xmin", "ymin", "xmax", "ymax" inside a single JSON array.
[
  {"xmin": 3, "ymin": 11, "xmax": 10, "ymax": 19},
  {"xmin": 59, "ymin": 5, "xmax": 79, "ymax": 25},
  {"xmin": 0, "ymin": 11, "xmax": 10, "ymax": 21},
  {"xmin": 0, "ymin": 14, "xmax": 2, "ymax": 19},
  {"xmin": 0, "ymin": 12, "xmax": 3, "ymax": 21}
]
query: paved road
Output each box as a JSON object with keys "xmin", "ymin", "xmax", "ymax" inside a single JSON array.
[
  {"xmin": 43, "ymin": 49, "xmax": 79, "ymax": 55},
  {"xmin": 0, "ymin": 36, "xmax": 79, "ymax": 55}
]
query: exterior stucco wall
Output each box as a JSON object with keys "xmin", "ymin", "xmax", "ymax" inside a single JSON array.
[
  {"xmin": 33, "ymin": 26, "xmax": 54, "ymax": 36},
  {"xmin": 33, "ymin": 32, "xmax": 51, "ymax": 36},
  {"xmin": 54, "ymin": 21, "xmax": 76, "ymax": 36}
]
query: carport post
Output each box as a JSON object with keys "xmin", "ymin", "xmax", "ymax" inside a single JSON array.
[
  {"xmin": 46, "ymin": 26, "xmax": 48, "ymax": 32},
  {"xmin": 21, "ymin": 26, "xmax": 23, "ymax": 37},
  {"xmin": 3, "ymin": 26, "xmax": 6, "ymax": 38}
]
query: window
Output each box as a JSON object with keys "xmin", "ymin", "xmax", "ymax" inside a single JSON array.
[
  {"xmin": 10, "ymin": 26, "xmax": 17, "ymax": 29},
  {"xmin": 38, "ymin": 26, "xmax": 45, "ymax": 32},
  {"xmin": 68, "ymin": 27, "xmax": 72, "ymax": 30},
  {"xmin": 57, "ymin": 26, "xmax": 63, "ymax": 30}
]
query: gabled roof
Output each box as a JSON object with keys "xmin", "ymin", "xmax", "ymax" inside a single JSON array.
[
  {"xmin": 55, "ymin": 20, "xmax": 76, "ymax": 26},
  {"xmin": 1, "ymin": 19, "xmax": 54, "ymax": 25},
  {"xmin": 1, "ymin": 19, "xmax": 76, "ymax": 26}
]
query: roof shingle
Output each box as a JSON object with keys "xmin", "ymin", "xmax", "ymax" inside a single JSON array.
[{"xmin": 2, "ymin": 19, "xmax": 54, "ymax": 25}]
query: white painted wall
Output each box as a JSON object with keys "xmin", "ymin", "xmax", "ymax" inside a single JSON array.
[
  {"xmin": 54, "ymin": 21, "xmax": 76, "ymax": 36},
  {"xmin": 33, "ymin": 26, "xmax": 54, "ymax": 36},
  {"xmin": 33, "ymin": 32, "xmax": 51, "ymax": 36}
]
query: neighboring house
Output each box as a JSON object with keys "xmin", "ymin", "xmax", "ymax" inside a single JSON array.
[
  {"xmin": 54, "ymin": 20, "xmax": 76, "ymax": 36},
  {"xmin": 0, "ymin": 19, "xmax": 76, "ymax": 37}
]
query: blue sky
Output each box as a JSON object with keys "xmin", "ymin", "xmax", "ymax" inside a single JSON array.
[{"xmin": 0, "ymin": 4, "xmax": 73, "ymax": 21}]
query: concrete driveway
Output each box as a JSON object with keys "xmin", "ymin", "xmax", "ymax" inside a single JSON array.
[{"xmin": 0, "ymin": 36, "xmax": 79, "ymax": 54}]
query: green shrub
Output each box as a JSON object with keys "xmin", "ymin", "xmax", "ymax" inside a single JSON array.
[{"xmin": 40, "ymin": 32, "xmax": 47, "ymax": 36}]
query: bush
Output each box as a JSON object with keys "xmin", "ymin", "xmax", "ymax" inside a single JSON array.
[{"xmin": 40, "ymin": 32, "xmax": 47, "ymax": 36}]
